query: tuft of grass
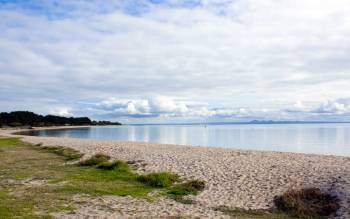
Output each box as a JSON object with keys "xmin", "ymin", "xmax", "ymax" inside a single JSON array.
[
  {"xmin": 168, "ymin": 179, "xmax": 205, "ymax": 196},
  {"xmin": 274, "ymin": 188, "xmax": 340, "ymax": 218},
  {"xmin": 39, "ymin": 146, "xmax": 83, "ymax": 161},
  {"xmin": 167, "ymin": 179, "xmax": 205, "ymax": 204},
  {"xmin": 137, "ymin": 172, "xmax": 178, "ymax": 188},
  {"xmin": 97, "ymin": 160, "xmax": 131, "ymax": 172},
  {"xmin": 79, "ymin": 153, "xmax": 111, "ymax": 166}
]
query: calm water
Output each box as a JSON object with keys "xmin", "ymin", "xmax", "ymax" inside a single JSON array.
[{"xmin": 22, "ymin": 124, "xmax": 350, "ymax": 156}]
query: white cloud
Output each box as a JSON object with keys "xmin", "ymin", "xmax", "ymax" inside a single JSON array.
[
  {"xmin": 49, "ymin": 107, "xmax": 73, "ymax": 117},
  {"xmin": 1, "ymin": 1, "xmax": 350, "ymax": 122},
  {"xmin": 315, "ymin": 99, "xmax": 350, "ymax": 115},
  {"xmin": 90, "ymin": 96, "xmax": 350, "ymax": 123}
]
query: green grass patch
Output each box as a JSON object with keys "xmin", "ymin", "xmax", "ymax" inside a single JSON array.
[
  {"xmin": 137, "ymin": 172, "xmax": 178, "ymax": 188},
  {"xmin": 79, "ymin": 153, "xmax": 111, "ymax": 166},
  {"xmin": 0, "ymin": 137, "xmax": 22, "ymax": 147},
  {"xmin": 97, "ymin": 160, "xmax": 131, "ymax": 172},
  {"xmin": 168, "ymin": 179, "xmax": 205, "ymax": 204},
  {"xmin": 39, "ymin": 146, "xmax": 83, "ymax": 161},
  {"xmin": 0, "ymin": 137, "xmax": 159, "ymax": 218},
  {"xmin": 168, "ymin": 179, "xmax": 205, "ymax": 196}
]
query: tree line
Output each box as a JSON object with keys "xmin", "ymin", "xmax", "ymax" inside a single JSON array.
[{"xmin": 0, "ymin": 111, "xmax": 121, "ymax": 127}]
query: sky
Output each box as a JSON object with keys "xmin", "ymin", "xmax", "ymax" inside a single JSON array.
[{"xmin": 1, "ymin": 0, "xmax": 350, "ymax": 123}]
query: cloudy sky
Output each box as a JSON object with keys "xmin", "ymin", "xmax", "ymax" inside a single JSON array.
[{"xmin": 1, "ymin": 0, "xmax": 350, "ymax": 123}]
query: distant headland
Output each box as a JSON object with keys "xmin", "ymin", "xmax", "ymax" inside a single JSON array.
[{"xmin": 0, "ymin": 111, "xmax": 121, "ymax": 128}]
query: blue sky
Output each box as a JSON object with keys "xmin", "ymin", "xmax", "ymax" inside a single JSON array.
[{"xmin": 1, "ymin": 0, "xmax": 350, "ymax": 123}]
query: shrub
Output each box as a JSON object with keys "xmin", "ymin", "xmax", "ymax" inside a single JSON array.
[
  {"xmin": 168, "ymin": 179, "xmax": 205, "ymax": 196},
  {"xmin": 274, "ymin": 187, "xmax": 340, "ymax": 217},
  {"xmin": 79, "ymin": 153, "xmax": 111, "ymax": 166},
  {"xmin": 137, "ymin": 172, "xmax": 178, "ymax": 188},
  {"xmin": 97, "ymin": 160, "xmax": 131, "ymax": 172}
]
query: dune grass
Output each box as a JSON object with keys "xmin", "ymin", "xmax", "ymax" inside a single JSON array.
[
  {"xmin": 78, "ymin": 153, "xmax": 110, "ymax": 166},
  {"xmin": 97, "ymin": 160, "xmax": 131, "ymax": 172},
  {"xmin": 39, "ymin": 145, "xmax": 83, "ymax": 161},
  {"xmin": 137, "ymin": 172, "xmax": 179, "ymax": 188},
  {"xmin": 168, "ymin": 179, "xmax": 206, "ymax": 196}
]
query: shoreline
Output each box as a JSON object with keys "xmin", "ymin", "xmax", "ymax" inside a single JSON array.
[
  {"xmin": 1, "ymin": 127, "xmax": 350, "ymax": 218},
  {"xmin": 6, "ymin": 125, "xmax": 350, "ymax": 158}
]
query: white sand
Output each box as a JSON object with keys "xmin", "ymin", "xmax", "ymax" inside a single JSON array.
[{"xmin": 1, "ymin": 127, "xmax": 350, "ymax": 218}]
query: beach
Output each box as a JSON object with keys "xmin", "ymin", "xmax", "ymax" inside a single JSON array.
[{"xmin": 1, "ymin": 128, "xmax": 350, "ymax": 218}]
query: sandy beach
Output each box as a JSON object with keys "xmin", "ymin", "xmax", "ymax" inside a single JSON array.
[{"xmin": 1, "ymin": 127, "xmax": 350, "ymax": 218}]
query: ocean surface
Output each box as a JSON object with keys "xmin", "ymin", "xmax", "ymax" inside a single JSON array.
[{"xmin": 22, "ymin": 123, "xmax": 350, "ymax": 156}]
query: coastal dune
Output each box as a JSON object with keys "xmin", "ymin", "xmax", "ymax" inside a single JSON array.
[{"xmin": 2, "ymin": 129, "xmax": 350, "ymax": 218}]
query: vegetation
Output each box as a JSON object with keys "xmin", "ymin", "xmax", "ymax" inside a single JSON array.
[
  {"xmin": 97, "ymin": 160, "xmax": 131, "ymax": 172},
  {"xmin": 0, "ymin": 137, "xmax": 208, "ymax": 218},
  {"xmin": 0, "ymin": 137, "xmax": 154, "ymax": 218},
  {"xmin": 274, "ymin": 188, "xmax": 340, "ymax": 218},
  {"xmin": 39, "ymin": 145, "xmax": 83, "ymax": 161},
  {"xmin": 0, "ymin": 111, "xmax": 121, "ymax": 127},
  {"xmin": 79, "ymin": 153, "xmax": 111, "ymax": 166},
  {"xmin": 168, "ymin": 179, "xmax": 205, "ymax": 196},
  {"xmin": 137, "ymin": 172, "xmax": 179, "ymax": 188},
  {"xmin": 166, "ymin": 179, "xmax": 206, "ymax": 204},
  {"xmin": 215, "ymin": 187, "xmax": 340, "ymax": 219}
]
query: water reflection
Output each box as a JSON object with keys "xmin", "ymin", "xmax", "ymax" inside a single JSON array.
[{"xmin": 20, "ymin": 124, "xmax": 350, "ymax": 156}]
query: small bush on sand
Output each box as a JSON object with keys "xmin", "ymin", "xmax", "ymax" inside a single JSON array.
[
  {"xmin": 274, "ymin": 187, "xmax": 340, "ymax": 217},
  {"xmin": 137, "ymin": 172, "xmax": 178, "ymax": 188},
  {"xmin": 79, "ymin": 153, "xmax": 111, "ymax": 166},
  {"xmin": 168, "ymin": 179, "xmax": 206, "ymax": 196},
  {"xmin": 97, "ymin": 160, "xmax": 131, "ymax": 172},
  {"xmin": 39, "ymin": 146, "xmax": 83, "ymax": 161}
]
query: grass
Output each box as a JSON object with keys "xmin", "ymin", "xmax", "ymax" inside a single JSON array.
[
  {"xmin": 167, "ymin": 179, "xmax": 205, "ymax": 204},
  {"xmin": 137, "ymin": 172, "xmax": 178, "ymax": 188},
  {"xmin": 39, "ymin": 145, "xmax": 83, "ymax": 161},
  {"xmin": 0, "ymin": 137, "xmax": 209, "ymax": 218},
  {"xmin": 97, "ymin": 160, "xmax": 131, "ymax": 172},
  {"xmin": 0, "ymin": 137, "xmax": 22, "ymax": 147},
  {"xmin": 0, "ymin": 137, "xmax": 155, "ymax": 218},
  {"xmin": 79, "ymin": 153, "xmax": 110, "ymax": 166},
  {"xmin": 274, "ymin": 188, "xmax": 339, "ymax": 218},
  {"xmin": 169, "ymin": 180, "xmax": 205, "ymax": 196}
]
